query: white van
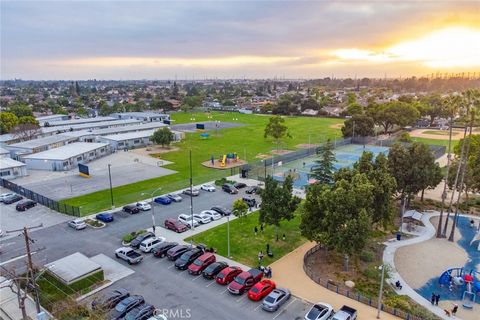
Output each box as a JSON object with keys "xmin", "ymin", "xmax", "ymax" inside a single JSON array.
[{"xmin": 139, "ymin": 237, "xmax": 166, "ymax": 253}]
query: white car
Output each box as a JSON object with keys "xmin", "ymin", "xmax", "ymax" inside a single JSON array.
[
  {"xmin": 0, "ymin": 229, "xmax": 5, "ymax": 237},
  {"xmin": 0, "ymin": 193, "xmax": 15, "ymax": 202},
  {"xmin": 178, "ymin": 214, "xmax": 199, "ymax": 228},
  {"xmin": 193, "ymin": 213, "xmax": 211, "ymax": 224},
  {"xmin": 136, "ymin": 201, "xmax": 152, "ymax": 211},
  {"xmin": 304, "ymin": 302, "xmax": 334, "ymax": 320},
  {"xmin": 201, "ymin": 210, "xmax": 222, "ymax": 221},
  {"xmin": 200, "ymin": 184, "xmax": 216, "ymax": 192},
  {"xmin": 139, "ymin": 236, "xmax": 166, "ymax": 253},
  {"xmin": 68, "ymin": 219, "xmax": 87, "ymax": 230}
]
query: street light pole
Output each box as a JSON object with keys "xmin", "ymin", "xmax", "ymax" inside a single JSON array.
[
  {"xmin": 142, "ymin": 187, "xmax": 162, "ymax": 234},
  {"xmin": 377, "ymin": 264, "xmax": 385, "ymax": 319},
  {"xmin": 108, "ymin": 164, "xmax": 114, "ymax": 208},
  {"xmin": 189, "ymin": 149, "xmax": 194, "ymax": 230},
  {"xmin": 227, "ymin": 215, "xmax": 230, "ymax": 257}
]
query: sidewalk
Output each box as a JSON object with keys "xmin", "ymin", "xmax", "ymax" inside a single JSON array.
[{"xmin": 269, "ymin": 241, "xmax": 401, "ymax": 320}]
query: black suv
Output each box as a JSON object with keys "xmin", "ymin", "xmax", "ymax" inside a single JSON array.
[
  {"xmin": 152, "ymin": 241, "xmax": 178, "ymax": 258},
  {"xmin": 242, "ymin": 196, "xmax": 257, "ymax": 207},
  {"xmin": 108, "ymin": 295, "xmax": 144, "ymax": 320},
  {"xmin": 130, "ymin": 232, "xmax": 155, "ymax": 248},
  {"xmin": 202, "ymin": 261, "xmax": 229, "ymax": 279},
  {"xmin": 167, "ymin": 245, "xmax": 190, "ymax": 261},
  {"xmin": 16, "ymin": 200, "xmax": 36, "ymax": 211},
  {"xmin": 123, "ymin": 205, "xmax": 140, "ymax": 214},
  {"xmin": 91, "ymin": 288, "xmax": 129, "ymax": 310},
  {"xmin": 245, "ymin": 186, "xmax": 259, "ymax": 194},
  {"xmin": 211, "ymin": 206, "xmax": 231, "ymax": 216},
  {"xmin": 3, "ymin": 194, "xmax": 23, "ymax": 204},
  {"xmin": 175, "ymin": 248, "xmax": 204, "ymax": 270},
  {"xmin": 222, "ymin": 184, "xmax": 238, "ymax": 194}
]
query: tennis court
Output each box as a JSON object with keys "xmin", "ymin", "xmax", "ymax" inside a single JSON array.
[{"xmin": 271, "ymin": 144, "xmax": 389, "ymax": 188}]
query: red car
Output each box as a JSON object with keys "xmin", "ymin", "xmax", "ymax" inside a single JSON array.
[
  {"xmin": 164, "ymin": 218, "xmax": 188, "ymax": 233},
  {"xmin": 188, "ymin": 252, "xmax": 216, "ymax": 275},
  {"xmin": 215, "ymin": 266, "xmax": 242, "ymax": 285},
  {"xmin": 247, "ymin": 279, "xmax": 276, "ymax": 301}
]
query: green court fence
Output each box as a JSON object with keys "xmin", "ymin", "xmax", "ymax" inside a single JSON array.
[{"xmin": 0, "ymin": 178, "xmax": 81, "ymax": 216}]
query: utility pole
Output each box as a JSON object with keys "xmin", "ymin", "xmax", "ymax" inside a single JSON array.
[
  {"xmin": 108, "ymin": 164, "xmax": 114, "ymax": 208},
  {"xmin": 189, "ymin": 149, "xmax": 194, "ymax": 229}
]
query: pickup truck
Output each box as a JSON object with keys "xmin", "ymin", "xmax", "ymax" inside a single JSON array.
[
  {"xmin": 228, "ymin": 268, "xmax": 263, "ymax": 295},
  {"xmin": 331, "ymin": 305, "xmax": 357, "ymax": 320},
  {"xmin": 115, "ymin": 247, "xmax": 143, "ymax": 265}
]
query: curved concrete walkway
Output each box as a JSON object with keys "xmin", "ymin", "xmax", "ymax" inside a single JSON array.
[{"xmin": 384, "ymin": 211, "xmax": 478, "ymax": 320}]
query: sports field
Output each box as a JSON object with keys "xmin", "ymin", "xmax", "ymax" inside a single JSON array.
[{"xmin": 61, "ymin": 112, "xmax": 343, "ymax": 214}]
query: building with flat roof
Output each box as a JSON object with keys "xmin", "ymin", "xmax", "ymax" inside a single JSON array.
[
  {"xmin": 36, "ymin": 114, "xmax": 69, "ymax": 123},
  {"xmin": 0, "ymin": 133, "xmax": 22, "ymax": 146},
  {"xmin": 6, "ymin": 134, "xmax": 78, "ymax": 157},
  {"xmin": 111, "ymin": 112, "xmax": 169, "ymax": 122},
  {"xmin": 22, "ymin": 142, "xmax": 110, "ymax": 171},
  {"xmin": 0, "ymin": 157, "xmax": 28, "ymax": 179},
  {"xmin": 100, "ymin": 129, "xmax": 183, "ymax": 150},
  {"xmin": 45, "ymin": 252, "xmax": 103, "ymax": 285},
  {"xmin": 0, "ymin": 147, "xmax": 9, "ymax": 158},
  {"xmin": 41, "ymin": 116, "xmax": 117, "ymax": 127},
  {"xmin": 39, "ymin": 118, "xmax": 142, "ymax": 137}
]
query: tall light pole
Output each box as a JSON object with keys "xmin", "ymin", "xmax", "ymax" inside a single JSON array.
[
  {"xmin": 108, "ymin": 164, "xmax": 114, "ymax": 208},
  {"xmin": 227, "ymin": 215, "xmax": 230, "ymax": 257},
  {"xmin": 377, "ymin": 264, "xmax": 385, "ymax": 319},
  {"xmin": 189, "ymin": 149, "xmax": 194, "ymax": 229},
  {"xmin": 142, "ymin": 187, "xmax": 162, "ymax": 234},
  {"xmin": 352, "ymin": 120, "xmax": 356, "ymax": 143}
]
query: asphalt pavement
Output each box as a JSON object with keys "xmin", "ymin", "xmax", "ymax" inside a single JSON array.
[{"xmin": 0, "ymin": 186, "xmax": 312, "ymax": 320}]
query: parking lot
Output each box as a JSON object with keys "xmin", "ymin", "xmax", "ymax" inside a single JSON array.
[{"xmin": 0, "ymin": 182, "xmax": 317, "ymax": 319}]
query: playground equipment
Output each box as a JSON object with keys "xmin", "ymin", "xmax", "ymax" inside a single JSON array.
[
  {"xmin": 221, "ymin": 154, "xmax": 227, "ymax": 167},
  {"xmin": 439, "ymin": 268, "xmax": 479, "ymax": 308},
  {"xmin": 220, "ymin": 153, "xmax": 238, "ymax": 167},
  {"xmin": 470, "ymin": 228, "xmax": 480, "ymax": 251}
]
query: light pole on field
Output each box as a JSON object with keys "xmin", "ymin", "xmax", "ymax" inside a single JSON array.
[
  {"xmin": 377, "ymin": 264, "xmax": 386, "ymax": 319},
  {"xmin": 142, "ymin": 187, "xmax": 162, "ymax": 234},
  {"xmin": 108, "ymin": 164, "xmax": 114, "ymax": 209},
  {"xmin": 227, "ymin": 215, "xmax": 231, "ymax": 257},
  {"xmin": 189, "ymin": 149, "xmax": 194, "ymax": 230}
]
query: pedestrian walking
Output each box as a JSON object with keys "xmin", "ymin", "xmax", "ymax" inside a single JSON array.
[
  {"xmin": 431, "ymin": 292, "xmax": 436, "ymax": 305},
  {"xmin": 258, "ymin": 251, "xmax": 264, "ymax": 263},
  {"xmin": 435, "ymin": 294, "xmax": 440, "ymax": 306},
  {"xmin": 260, "ymin": 224, "xmax": 264, "ymax": 234},
  {"xmin": 266, "ymin": 243, "xmax": 270, "ymax": 254},
  {"xmin": 254, "ymin": 226, "xmax": 258, "ymax": 236},
  {"xmin": 451, "ymin": 304, "xmax": 458, "ymax": 316}
]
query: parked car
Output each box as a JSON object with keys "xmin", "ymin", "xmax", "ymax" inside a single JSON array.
[
  {"xmin": 175, "ymin": 248, "xmax": 204, "ymax": 270},
  {"xmin": 234, "ymin": 182, "xmax": 247, "ymax": 189},
  {"xmin": 242, "ymin": 196, "xmax": 257, "ymax": 207},
  {"xmin": 245, "ymin": 186, "xmax": 259, "ymax": 194},
  {"xmin": 154, "ymin": 196, "xmax": 171, "ymax": 205},
  {"xmin": 201, "ymin": 209, "xmax": 222, "ymax": 221},
  {"xmin": 222, "ymin": 184, "xmax": 238, "ymax": 194},
  {"xmin": 152, "ymin": 241, "xmax": 178, "ymax": 258},
  {"xmin": 215, "ymin": 266, "xmax": 243, "ymax": 285},
  {"xmin": 202, "ymin": 261, "xmax": 228, "ymax": 279},
  {"xmin": 124, "ymin": 303, "xmax": 155, "ymax": 320},
  {"xmin": 0, "ymin": 193, "xmax": 15, "ymax": 202},
  {"xmin": 200, "ymin": 184, "xmax": 216, "ymax": 192},
  {"xmin": 228, "ymin": 268, "xmax": 263, "ymax": 295},
  {"xmin": 130, "ymin": 232, "xmax": 155, "ymax": 248},
  {"xmin": 167, "ymin": 245, "xmax": 190, "ymax": 261},
  {"xmin": 108, "ymin": 295, "xmax": 145, "ymax": 320},
  {"xmin": 192, "ymin": 213, "xmax": 211, "ymax": 224},
  {"xmin": 164, "ymin": 218, "xmax": 188, "ymax": 233},
  {"xmin": 178, "ymin": 214, "xmax": 199, "ymax": 228},
  {"xmin": 262, "ymin": 288, "xmax": 291, "ymax": 312},
  {"xmin": 68, "ymin": 219, "xmax": 86, "ymax": 230},
  {"xmin": 188, "ymin": 252, "xmax": 216, "ymax": 275},
  {"xmin": 123, "ymin": 205, "xmax": 140, "ymax": 214},
  {"xmin": 183, "ymin": 188, "xmax": 200, "ymax": 196},
  {"xmin": 92, "ymin": 288, "xmax": 129, "ymax": 310},
  {"xmin": 136, "ymin": 201, "xmax": 151, "ymax": 211},
  {"xmin": 211, "ymin": 206, "xmax": 231, "ymax": 216},
  {"xmin": 96, "ymin": 212, "xmax": 114, "ymax": 222},
  {"xmin": 166, "ymin": 193, "xmax": 182, "ymax": 202},
  {"xmin": 331, "ymin": 305, "xmax": 357, "ymax": 320},
  {"xmin": 115, "ymin": 247, "xmax": 143, "ymax": 265},
  {"xmin": 248, "ymin": 279, "xmax": 276, "ymax": 301},
  {"xmin": 139, "ymin": 237, "xmax": 166, "ymax": 253},
  {"xmin": 304, "ymin": 302, "xmax": 335, "ymax": 320},
  {"xmin": 15, "ymin": 200, "xmax": 36, "ymax": 211},
  {"xmin": 3, "ymin": 194, "xmax": 23, "ymax": 204}
]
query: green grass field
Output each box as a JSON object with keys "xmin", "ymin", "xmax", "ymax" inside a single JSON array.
[
  {"xmin": 185, "ymin": 211, "xmax": 306, "ymax": 267},
  {"xmin": 62, "ymin": 112, "xmax": 343, "ymax": 214},
  {"xmin": 411, "ymin": 137, "xmax": 459, "ymax": 149}
]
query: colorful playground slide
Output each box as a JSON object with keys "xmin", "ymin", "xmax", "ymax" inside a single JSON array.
[
  {"xmin": 221, "ymin": 154, "xmax": 227, "ymax": 167},
  {"xmin": 438, "ymin": 268, "xmax": 480, "ymax": 308}
]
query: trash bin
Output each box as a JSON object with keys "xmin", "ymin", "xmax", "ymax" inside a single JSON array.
[{"xmin": 396, "ymin": 232, "xmax": 401, "ymax": 241}]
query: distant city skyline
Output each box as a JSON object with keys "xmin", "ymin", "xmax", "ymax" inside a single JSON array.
[{"xmin": 1, "ymin": 1, "xmax": 480, "ymax": 80}]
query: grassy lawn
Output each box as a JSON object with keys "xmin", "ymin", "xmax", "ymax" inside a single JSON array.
[
  {"xmin": 61, "ymin": 112, "xmax": 343, "ymax": 214},
  {"xmin": 410, "ymin": 137, "xmax": 459, "ymax": 149},
  {"xmin": 185, "ymin": 210, "xmax": 306, "ymax": 267}
]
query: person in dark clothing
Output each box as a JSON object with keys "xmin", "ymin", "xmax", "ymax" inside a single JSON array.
[
  {"xmin": 431, "ymin": 293, "xmax": 435, "ymax": 305},
  {"xmin": 260, "ymin": 224, "xmax": 264, "ymax": 233},
  {"xmin": 451, "ymin": 304, "xmax": 458, "ymax": 315},
  {"xmin": 254, "ymin": 226, "xmax": 258, "ymax": 236},
  {"xmin": 266, "ymin": 243, "xmax": 270, "ymax": 253},
  {"xmin": 435, "ymin": 294, "xmax": 440, "ymax": 306}
]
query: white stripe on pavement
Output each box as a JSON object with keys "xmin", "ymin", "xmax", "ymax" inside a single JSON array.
[{"xmin": 273, "ymin": 298, "xmax": 296, "ymax": 320}]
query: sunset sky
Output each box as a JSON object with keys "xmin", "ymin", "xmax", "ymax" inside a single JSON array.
[{"xmin": 1, "ymin": 0, "xmax": 480, "ymax": 80}]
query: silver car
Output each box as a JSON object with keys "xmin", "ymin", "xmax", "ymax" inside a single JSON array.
[
  {"xmin": 68, "ymin": 219, "xmax": 87, "ymax": 230},
  {"xmin": 166, "ymin": 193, "xmax": 182, "ymax": 202},
  {"xmin": 262, "ymin": 288, "xmax": 291, "ymax": 312},
  {"xmin": 0, "ymin": 193, "xmax": 15, "ymax": 202}
]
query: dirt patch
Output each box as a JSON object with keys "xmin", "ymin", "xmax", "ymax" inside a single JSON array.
[
  {"xmin": 201, "ymin": 158, "xmax": 248, "ymax": 170},
  {"xmin": 296, "ymin": 144, "xmax": 317, "ymax": 149},
  {"xmin": 255, "ymin": 154, "xmax": 270, "ymax": 159},
  {"xmin": 329, "ymin": 123, "xmax": 343, "ymax": 129},
  {"xmin": 131, "ymin": 146, "xmax": 179, "ymax": 156},
  {"xmin": 410, "ymin": 129, "xmax": 463, "ymax": 141},
  {"xmin": 270, "ymin": 149, "xmax": 294, "ymax": 155}
]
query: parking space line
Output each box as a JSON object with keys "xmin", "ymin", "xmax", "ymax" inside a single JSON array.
[
  {"xmin": 167, "ymin": 264, "xmax": 175, "ymax": 269},
  {"xmin": 272, "ymin": 297, "xmax": 296, "ymax": 320},
  {"xmin": 191, "ymin": 275, "xmax": 202, "ymax": 281},
  {"xmin": 254, "ymin": 303, "xmax": 262, "ymax": 311},
  {"xmin": 220, "ymin": 288, "xmax": 228, "ymax": 295},
  {"xmin": 236, "ymin": 295, "xmax": 247, "ymax": 303},
  {"xmin": 206, "ymin": 280, "xmax": 216, "ymax": 287}
]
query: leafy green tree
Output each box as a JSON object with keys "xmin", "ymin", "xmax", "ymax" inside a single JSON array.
[
  {"xmin": 311, "ymin": 140, "xmax": 335, "ymax": 184},
  {"xmin": 398, "ymin": 132, "xmax": 413, "ymax": 143},
  {"xmin": 18, "ymin": 116, "xmax": 39, "ymax": 126},
  {"xmin": 345, "ymin": 103, "xmax": 363, "ymax": 116},
  {"xmin": 0, "ymin": 112, "xmax": 19, "ymax": 134},
  {"xmin": 8, "ymin": 102, "xmax": 33, "ymax": 118},
  {"xmin": 419, "ymin": 94, "xmax": 449, "ymax": 127},
  {"xmin": 232, "ymin": 199, "xmax": 249, "ymax": 218},
  {"xmin": 369, "ymin": 101, "xmax": 420, "ymax": 133},
  {"xmin": 341, "ymin": 114, "xmax": 375, "ymax": 138},
  {"xmin": 264, "ymin": 116, "xmax": 291, "ymax": 150},
  {"xmin": 181, "ymin": 95, "xmax": 203, "ymax": 112},
  {"xmin": 259, "ymin": 175, "xmax": 301, "ymax": 241},
  {"xmin": 151, "ymin": 127, "xmax": 174, "ymax": 148}
]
